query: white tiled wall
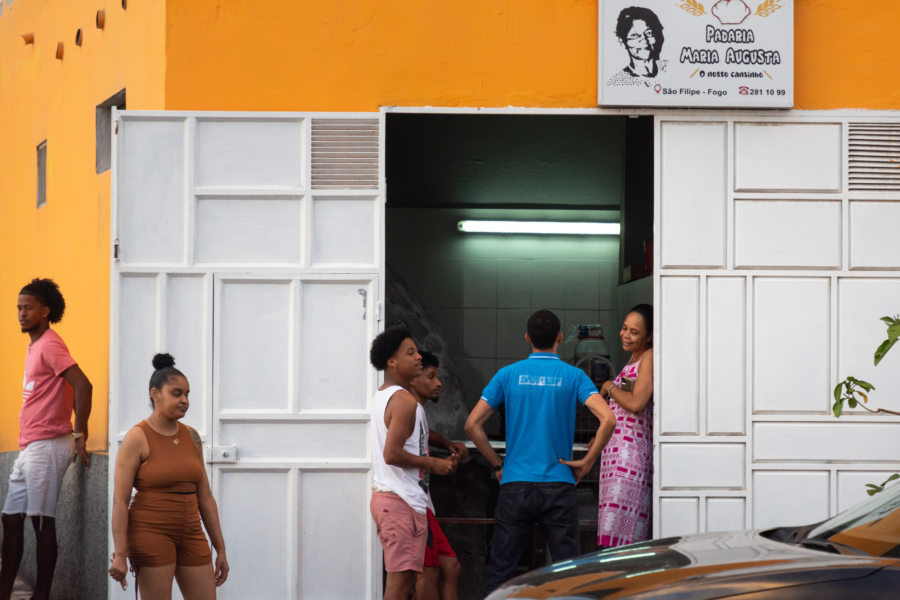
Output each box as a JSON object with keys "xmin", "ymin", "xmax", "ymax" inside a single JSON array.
[{"xmin": 388, "ymin": 208, "xmax": 625, "ymax": 423}]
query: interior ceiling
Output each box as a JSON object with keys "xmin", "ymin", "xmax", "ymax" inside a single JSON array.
[{"xmin": 385, "ymin": 114, "xmax": 627, "ymax": 210}]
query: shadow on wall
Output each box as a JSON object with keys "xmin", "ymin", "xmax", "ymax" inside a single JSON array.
[
  {"xmin": 0, "ymin": 453, "xmax": 108, "ymax": 600},
  {"xmin": 386, "ymin": 265, "xmax": 469, "ymax": 440}
]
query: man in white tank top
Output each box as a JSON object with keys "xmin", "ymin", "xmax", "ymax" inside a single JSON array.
[{"xmin": 369, "ymin": 327, "xmax": 458, "ymax": 600}]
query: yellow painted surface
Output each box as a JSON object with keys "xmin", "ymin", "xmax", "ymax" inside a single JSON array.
[
  {"xmin": 164, "ymin": 0, "xmax": 900, "ymax": 111},
  {"xmin": 0, "ymin": 0, "xmax": 166, "ymax": 452},
  {"xmin": 2, "ymin": 0, "xmax": 899, "ymax": 452}
]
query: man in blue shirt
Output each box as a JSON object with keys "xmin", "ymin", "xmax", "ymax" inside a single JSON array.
[{"xmin": 465, "ymin": 309, "xmax": 616, "ymax": 594}]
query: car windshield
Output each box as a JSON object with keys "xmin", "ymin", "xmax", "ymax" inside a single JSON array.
[{"xmin": 805, "ymin": 482, "xmax": 900, "ymax": 557}]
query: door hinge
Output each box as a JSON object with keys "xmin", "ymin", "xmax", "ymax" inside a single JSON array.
[
  {"xmin": 377, "ymin": 301, "xmax": 382, "ymax": 322},
  {"xmin": 113, "ymin": 238, "xmax": 119, "ymax": 261}
]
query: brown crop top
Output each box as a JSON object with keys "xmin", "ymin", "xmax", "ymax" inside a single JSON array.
[{"xmin": 133, "ymin": 420, "xmax": 205, "ymax": 494}]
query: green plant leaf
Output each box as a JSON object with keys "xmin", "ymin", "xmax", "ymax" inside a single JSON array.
[
  {"xmin": 874, "ymin": 338, "xmax": 897, "ymax": 366},
  {"xmin": 888, "ymin": 322, "xmax": 900, "ymax": 341},
  {"xmin": 855, "ymin": 379, "xmax": 875, "ymax": 392},
  {"xmin": 848, "ymin": 398, "xmax": 858, "ymax": 409},
  {"xmin": 833, "ymin": 381, "xmax": 844, "ymax": 403},
  {"xmin": 867, "ymin": 488, "xmax": 878, "ymax": 496},
  {"xmin": 865, "ymin": 484, "xmax": 881, "ymax": 489},
  {"xmin": 880, "ymin": 316, "xmax": 894, "ymax": 324},
  {"xmin": 885, "ymin": 473, "xmax": 900, "ymax": 483},
  {"xmin": 832, "ymin": 399, "xmax": 843, "ymax": 418}
]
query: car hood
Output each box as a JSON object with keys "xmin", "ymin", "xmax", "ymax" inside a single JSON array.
[{"xmin": 487, "ymin": 530, "xmax": 891, "ymax": 599}]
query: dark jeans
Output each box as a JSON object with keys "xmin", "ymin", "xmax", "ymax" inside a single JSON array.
[{"xmin": 485, "ymin": 481, "xmax": 580, "ymax": 595}]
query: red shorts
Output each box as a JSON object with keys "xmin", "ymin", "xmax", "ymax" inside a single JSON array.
[{"xmin": 424, "ymin": 508, "xmax": 456, "ymax": 568}]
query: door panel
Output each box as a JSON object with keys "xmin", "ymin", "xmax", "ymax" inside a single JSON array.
[
  {"xmin": 111, "ymin": 112, "xmax": 382, "ymax": 599},
  {"xmin": 116, "ymin": 118, "xmax": 186, "ymax": 264},
  {"xmin": 300, "ymin": 471, "xmax": 371, "ymax": 599},
  {"xmin": 299, "ymin": 279, "xmax": 374, "ymax": 411},
  {"xmin": 654, "ymin": 114, "xmax": 900, "ymax": 540},
  {"xmin": 196, "ymin": 196, "xmax": 304, "ymax": 265},
  {"xmin": 218, "ymin": 469, "xmax": 294, "ymax": 599},
  {"xmin": 216, "ymin": 279, "xmax": 294, "ymax": 412}
]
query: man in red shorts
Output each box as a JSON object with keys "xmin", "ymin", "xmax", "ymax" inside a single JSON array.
[
  {"xmin": 369, "ymin": 328, "xmax": 459, "ymax": 600},
  {"xmin": 408, "ymin": 351, "xmax": 466, "ymax": 600}
]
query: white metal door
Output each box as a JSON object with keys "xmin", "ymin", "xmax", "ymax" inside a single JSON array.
[
  {"xmin": 654, "ymin": 113, "xmax": 900, "ymax": 539},
  {"xmin": 110, "ymin": 112, "xmax": 384, "ymax": 599}
]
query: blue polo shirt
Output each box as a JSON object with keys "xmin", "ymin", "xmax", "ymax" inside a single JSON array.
[{"xmin": 481, "ymin": 353, "xmax": 598, "ymax": 484}]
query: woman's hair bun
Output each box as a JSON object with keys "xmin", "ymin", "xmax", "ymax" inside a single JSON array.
[{"xmin": 152, "ymin": 353, "xmax": 176, "ymax": 370}]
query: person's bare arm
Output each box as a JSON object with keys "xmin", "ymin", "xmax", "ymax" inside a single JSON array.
[
  {"xmin": 464, "ymin": 400, "xmax": 503, "ymax": 481},
  {"xmin": 62, "ymin": 364, "xmax": 92, "ymax": 466},
  {"xmin": 108, "ymin": 427, "xmax": 144, "ymax": 587},
  {"xmin": 428, "ymin": 429, "xmax": 469, "ymax": 461},
  {"xmin": 384, "ymin": 391, "xmax": 457, "ymax": 476},
  {"xmin": 559, "ymin": 394, "xmax": 616, "ymax": 483},
  {"xmin": 607, "ymin": 349, "xmax": 654, "ymax": 414},
  {"xmin": 190, "ymin": 427, "xmax": 229, "ymax": 586}
]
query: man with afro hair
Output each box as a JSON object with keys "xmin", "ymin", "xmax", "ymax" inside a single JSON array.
[
  {"xmin": 368, "ymin": 327, "xmax": 458, "ymax": 600},
  {"xmin": 1, "ymin": 278, "xmax": 92, "ymax": 600}
]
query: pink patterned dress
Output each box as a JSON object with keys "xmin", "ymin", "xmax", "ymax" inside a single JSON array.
[{"xmin": 597, "ymin": 359, "xmax": 653, "ymax": 547}]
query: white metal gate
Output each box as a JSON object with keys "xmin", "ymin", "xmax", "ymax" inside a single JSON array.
[
  {"xmin": 653, "ymin": 112, "xmax": 900, "ymax": 538},
  {"xmin": 109, "ymin": 111, "xmax": 384, "ymax": 599}
]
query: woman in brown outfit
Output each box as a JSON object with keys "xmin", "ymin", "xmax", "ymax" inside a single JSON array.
[{"xmin": 109, "ymin": 354, "xmax": 228, "ymax": 598}]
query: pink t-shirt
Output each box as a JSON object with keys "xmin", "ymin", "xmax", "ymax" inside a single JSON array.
[{"xmin": 20, "ymin": 329, "xmax": 77, "ymax": 449}]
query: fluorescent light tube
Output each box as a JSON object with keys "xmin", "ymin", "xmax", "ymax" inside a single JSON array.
[{"xmin": 457, "ymin": 220, "xmax": 620, "ymax": 235}]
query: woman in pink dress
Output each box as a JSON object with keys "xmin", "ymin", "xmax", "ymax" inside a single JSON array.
[{"xmin": 596, "ymin": 304, "xmax": 654, "ymax": 548}]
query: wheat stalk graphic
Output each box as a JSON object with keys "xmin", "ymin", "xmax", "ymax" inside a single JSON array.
[
  {"xmin": 756, "ymin": 0, "xmax": 783, "ymax": 17},
  {"xmin": 678, "ymin": 0, "xmax": 706, "ymax": 17}
]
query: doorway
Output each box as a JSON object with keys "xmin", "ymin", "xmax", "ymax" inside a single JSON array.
[{"xmin": 383, "ymin": 112, "xmax": 653, "ymax": 597}]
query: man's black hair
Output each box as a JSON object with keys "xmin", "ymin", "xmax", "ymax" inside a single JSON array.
[
  {"xmin": 369, "ymin": 326, "xmax": 412, "ymax": 371},
  {"xmin": 526, "ymin": 309, "xmax": 561, "ymax": 350},
  {"xmin": 420, "ymin": 350, "xmax": 439, "ymax": 370},
  {"xmin": 19, "ymin": 278, "xmax": 66, "ymax": 323},
  {"xmin": 148, "ymin": 353, "xmax": 186, "ymax": 408}
]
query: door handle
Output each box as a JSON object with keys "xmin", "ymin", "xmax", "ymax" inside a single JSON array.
[
  {"xmin": 358, "ymin": 288, "xmax": 367, "ymax": 319},
  {"xmin": 208, "ymin": 445, "xmax": 238, "ymax": 463}
]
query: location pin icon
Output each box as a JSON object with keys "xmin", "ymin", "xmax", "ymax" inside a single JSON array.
[{"xmin": 654, "ymin": 84, "xmax": 661, "ymax": 94}]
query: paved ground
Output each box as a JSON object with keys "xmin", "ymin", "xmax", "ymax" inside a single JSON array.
[{"xmin": 10, "ymin": 578, "xmax": 31, "ymax": 600}]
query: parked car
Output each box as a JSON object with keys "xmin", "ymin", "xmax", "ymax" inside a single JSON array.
[{"xmin": 486, "ymin": 482, "xmax": 900, "ymax": 599}]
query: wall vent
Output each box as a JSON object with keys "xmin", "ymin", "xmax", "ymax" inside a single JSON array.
[
  {"xmin": 848, "ymin": 123, "xmax": 900, "ymax": 191},
  {"xmin": 311, "ymin": 119, "xmax": 379, "ymax": 189}
]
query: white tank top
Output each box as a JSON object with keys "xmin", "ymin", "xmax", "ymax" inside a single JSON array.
[{"xmin": 370, "ymin": 385, "xmax": 431, "ymax": 514}]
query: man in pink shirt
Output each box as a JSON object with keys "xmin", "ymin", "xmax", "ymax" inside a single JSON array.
[{"xmin": 1, "ymin": 279, "xmax": 92, "ymax": 600}]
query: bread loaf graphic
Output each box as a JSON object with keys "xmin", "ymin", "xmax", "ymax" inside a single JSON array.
[{"xmin": 711, "ymin": 0, "xmax": 751, "ymax": 25}]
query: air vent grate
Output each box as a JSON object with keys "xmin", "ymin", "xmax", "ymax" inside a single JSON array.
[
  {"xmin": 848, "ymin": 123, "xmax": 900, "ymax": 191},
  {"xmin": 311, "ymin": 119, "xmax": 379, "ymax": 189}
]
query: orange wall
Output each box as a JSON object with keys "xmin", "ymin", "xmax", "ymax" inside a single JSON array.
[
  {"xmin": 164, "ymin": 0, "xmax": 900, "ymax": 111},
  {"xmin": 0, "ymin": 0, "xmax": 166, "ymax": 452},
  {"xmin": 2, "ymin": 0, "xmax": 899, "ymax": 452}
]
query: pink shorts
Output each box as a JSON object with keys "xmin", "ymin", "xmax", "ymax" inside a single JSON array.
[
  {"xmin": 424, "ymin": 508, "xmax": 456, "ymax": 568},
  {"xmin": 370, "ymin": 491, "xmax": 427, "ymax": 573}
]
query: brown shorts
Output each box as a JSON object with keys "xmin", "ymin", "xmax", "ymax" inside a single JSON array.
[{"xmin": 128, "ymin": 491, "xmax": 212, "ymax": 568}]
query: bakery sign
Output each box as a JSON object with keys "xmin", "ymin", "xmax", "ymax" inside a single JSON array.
[{"xmin": 598, "ymin": 0, "xmax": 793, "ymax": 107}]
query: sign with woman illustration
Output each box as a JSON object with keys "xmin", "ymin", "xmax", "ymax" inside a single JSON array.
[{"xmin": 598, "ymin": 0, "xmax": 793, "ymax": 107}]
